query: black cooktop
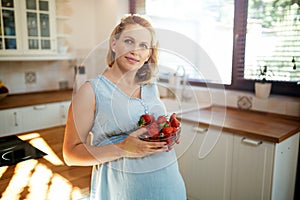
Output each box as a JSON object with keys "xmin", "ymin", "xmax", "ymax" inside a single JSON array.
[{"xmin": 0, "ymin": 135, "xmax": 47, "ymax": 167}]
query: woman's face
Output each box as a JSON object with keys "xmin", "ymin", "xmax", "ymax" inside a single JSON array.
[{"xmin": 111, "ymin": 24, "xmax": 152, "ymax": 72}]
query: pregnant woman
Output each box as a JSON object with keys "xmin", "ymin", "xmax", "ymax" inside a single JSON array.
[{"xmin": 63, "ymin": 15, "xmax": 186, "ymax": 200}]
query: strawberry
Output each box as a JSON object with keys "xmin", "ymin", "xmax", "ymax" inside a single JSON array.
[
  {"xmin": 166, "ymin": 137, "xmax": 173, "ymax": 145},
  {"xmin": 170, "ymin": 113, "xmax": 180, "ymax": 128},
  {"xmin": 147, "ymin": 122, "xmax": 160, "ymax": 137},
  {"xmin": 172, "ymin": 127, "xmax": 178, "ymax": 133},
  {"xmin": 157, "ymin": 116, "xmax": 170, "ymax": 129},
  {"xmin": 171, "ymin": 118, "xmax": 180, "ymax": 128},
  {"xmin": 157, "ymin": 115, "xmax": 167, "ymax": 124},
  {"xmin": 170, "ymin": 113, "xmax": 177, "ymax": 121},
  {"xmin": 162, "ymin": 126, "xmax": 173, "ymax": 137},
  {"xmin": 138, "ymin": 114, "xmax": 154, "ymax": 127},
  {"xmin": 138, "ymin": 113, "xmax": 180, "ymax": 141}
]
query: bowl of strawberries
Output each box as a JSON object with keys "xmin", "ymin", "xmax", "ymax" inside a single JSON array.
[{"xmin": 138, "ymin": 113, "xmax": 181, "ymax": 149}]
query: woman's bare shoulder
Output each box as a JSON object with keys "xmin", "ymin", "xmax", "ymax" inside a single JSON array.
[{"xmin": 73, "ymin": 82, "xmax": 95, "ymax": 104}]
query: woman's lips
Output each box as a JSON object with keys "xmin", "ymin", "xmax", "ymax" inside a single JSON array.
[{"xmin": 125, "ymin": 56, "xmax": 139, "ymax": 63}]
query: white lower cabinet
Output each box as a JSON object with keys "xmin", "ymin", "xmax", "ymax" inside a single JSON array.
[
  {"xmin": 176, "ymin": 120, "xmax": 299, "ymax": 200},
  {"xmin": 59, "ymin": 101, "xmax": 70, "ymax": 125},
  {"xmin": 231, "ymin": 135, "xmax": 274, "ymax": 200},
  {"xmin": 22, "ymin": 103, "xmax": 61, "ymax": 132},
  {"xmin": 0, "ymin": 101, "xmax": 70, "ymax": 137},
  {"xmin": 0, "ymin": 108, "xmax": 23, "ymax": 136},
  {"xmin": 175, "ymin": 121, "xmax": 233, "ymax": 200},
  {"xmin": 271, "ymin": 133, "xmax": 299, "ymax": 200}
]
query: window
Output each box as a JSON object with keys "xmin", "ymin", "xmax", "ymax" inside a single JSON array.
[
  {"xmin": 130, "ymin": 0, "xmax": 300, "ymax": 96},
  {"xmin": 131, "ymin": 0, "xmax": 234, "ymax": 85},
  {"xmin": 232, "ymin": 0, "xmax": 300, "ymax": 96}
]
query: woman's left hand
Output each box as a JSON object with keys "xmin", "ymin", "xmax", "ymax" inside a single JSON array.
[{"xmin": 116, "ymin": 128, "xmax": 168, "ymax": 158}]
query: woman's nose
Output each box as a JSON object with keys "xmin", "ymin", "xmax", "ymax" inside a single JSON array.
[{"xmin": 130, "ymin": 44, "xmax": 140, "ymax": 52}]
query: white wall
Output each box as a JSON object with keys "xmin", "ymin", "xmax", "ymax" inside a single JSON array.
[{"xmin": 66, "ymin": 0, "xmax": 129, "ymax": 60}]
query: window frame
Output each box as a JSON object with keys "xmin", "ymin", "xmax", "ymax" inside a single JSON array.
[
  {"xmin": 226, "ymin": 0, "xmax": 300, "ymax": 97},
  {"xmin": 130, "ymin": 0, "xmax": 300, "ymax": 97}
]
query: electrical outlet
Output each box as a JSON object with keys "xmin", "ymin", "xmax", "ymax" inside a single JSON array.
[{"xmin": 25, "ymin": 71, "xmax": 37, "ymax": 84}]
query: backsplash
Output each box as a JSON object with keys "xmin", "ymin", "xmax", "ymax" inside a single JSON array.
[
  {"xmin": 226, "ymin": 89, "xmax": 300, "ymax": 117},
  {"xmin": 0, "ymin": 61, "xmax": 74, "ymax": 94},
  {"xmin": 160, "ymin": 85, "xmax": 300, "ymax": 117}
]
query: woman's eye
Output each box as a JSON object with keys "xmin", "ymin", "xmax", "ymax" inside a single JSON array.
[
  {"xmin": 140, "ymin": 44, "xmax": 149, "ymax": 49},
  {"xmin": 124, "ymin": 39, "xmax": 133, "ymax": 44}
]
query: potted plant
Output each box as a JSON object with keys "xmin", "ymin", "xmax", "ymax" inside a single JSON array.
[{"xmin": 255, "ymin": 65, "xmax": 272, "ymax": 99}]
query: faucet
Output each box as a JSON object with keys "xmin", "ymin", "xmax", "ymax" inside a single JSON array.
[
  {"xmin": 174, "ymin": 65, "xmax": 192, "ymax": 102},
  {"xmin": 175, "ymin": 65, "xmax": 185, "ymax": 79}
]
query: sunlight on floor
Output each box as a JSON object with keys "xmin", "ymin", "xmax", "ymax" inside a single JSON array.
[
  {"xmin": 0, "ymin": 132, "xmax": 89, "ymax": 200},
  {"xmin": 0, "ymin": 166, "xmax": 8, "ymax": 178},
  {"xmin": 18, "ymin": 132, "xmax": 64, "ymax": 166}
]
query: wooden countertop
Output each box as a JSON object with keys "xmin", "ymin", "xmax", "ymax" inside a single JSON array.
[
  {"xmin": 0, "ymin": 89, "xmax": 73, "ymax": 110},
  {"xmin": 179, "ymin": 106, "xmax": 300, "ymax": 143}
]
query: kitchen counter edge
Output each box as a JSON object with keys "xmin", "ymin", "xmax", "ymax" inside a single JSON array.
[
  {"xmin": 0, "ymin": 89, "xmax": 73, "ymax": 110},
  {"xmin": 178, "ymin": 105, "xmax": 300, "ymax": 143}
]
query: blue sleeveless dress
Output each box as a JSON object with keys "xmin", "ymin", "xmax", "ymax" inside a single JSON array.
[{"xmin": 88, "ymin": 75, "xmax": 186, "ymax": 200}]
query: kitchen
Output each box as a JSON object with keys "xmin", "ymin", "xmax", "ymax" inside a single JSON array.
[{"xmin": 0, "ymin": 0, "xmax": 300, "ymax": 200}]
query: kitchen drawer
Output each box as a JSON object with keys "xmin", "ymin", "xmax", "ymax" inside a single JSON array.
[
  {"xmin": 0, "ymin": 101, "xmax": 70, "ymax": 137},
  {"xmin": 22, "ymin": 103, "xmax": 61, "ymax": 132}
]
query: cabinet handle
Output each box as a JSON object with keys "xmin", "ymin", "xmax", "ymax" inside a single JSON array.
[
  {"xmin": 33, "ymin": 105, "xmax": 47, "ymax": 110},
  {"xmin": 193, "ymin": 127, "xmax": 208, "ymax": 133},
  {"xmin": 242, "ymin": 137, "xmax": 263, "ymax": 146},
  {"xmin": 13, "ymin": 112, "xmax": 18, "ymax": 126},
  {"xmin": 60, "ymin": 105, "xmax": 66, "ymax": 119}
]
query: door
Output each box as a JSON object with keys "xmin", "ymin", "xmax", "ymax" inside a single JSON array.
[
  {"xmin": 0, "ymin": 0, "xmax": 21, "ymax": 53},
  {"xmin": 175, "ymin": 121, "xmax": 233, "ymax": 200},
  {"xmin": 59, "ymin": 101, "xmax": 70, "ymax": 125},
  {"xmin": 0, "ymin": 0, "xmax": 57, "ymax": 55},
  {"xmin": 0, "ymin": 108, "xmax": 23, "ymax": 136},
  {"xmin": 231, "ymin": 135, "xmax": 274, "ymax": 200},
  {"xmin": 22, "ymin": 0, "xmax": 56, "ymax": 54}
]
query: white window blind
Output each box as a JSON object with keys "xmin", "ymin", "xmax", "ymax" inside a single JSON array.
[{"xmin": 244, "ymin": 0, "xmax": 300, "ymax": 83}]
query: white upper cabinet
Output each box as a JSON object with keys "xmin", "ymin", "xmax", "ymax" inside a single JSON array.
[
  {"xmin": 0, "ymin": 0, "xmax": 73, "ymax": 60},
  {"xmin": 0, "ymin": 0, "xmax": 20, "ymax": 53},
  {"xmin": 20, "ymin": 0, "xmax": 57, "ymax": 55}
]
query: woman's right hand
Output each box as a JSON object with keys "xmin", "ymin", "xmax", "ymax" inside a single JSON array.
[{"xmin": 117, "ymin": 128, "xmax": 167, "ymax": 158}]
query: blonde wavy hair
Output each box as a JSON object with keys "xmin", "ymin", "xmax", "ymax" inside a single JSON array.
[{"xmin": 106, "ymin": 15, "xmax": 159, "ymax": 84}]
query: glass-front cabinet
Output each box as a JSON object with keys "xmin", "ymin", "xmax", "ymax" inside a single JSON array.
[
  {"xmin": 0, "ymin": 0, "xmax": 57, "ymax": 57},
  {"xmin": 0, "ymin": 0, "xmax": 18, "ymax": 51},
  {"xmin": 24, "ymin": 0, "xmax": 53, "ymax": 51}
]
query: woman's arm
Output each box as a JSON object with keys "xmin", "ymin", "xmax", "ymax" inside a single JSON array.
[{"xmin": 63, "ymin": 82, "xmax": 168, "ymax": 166}]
